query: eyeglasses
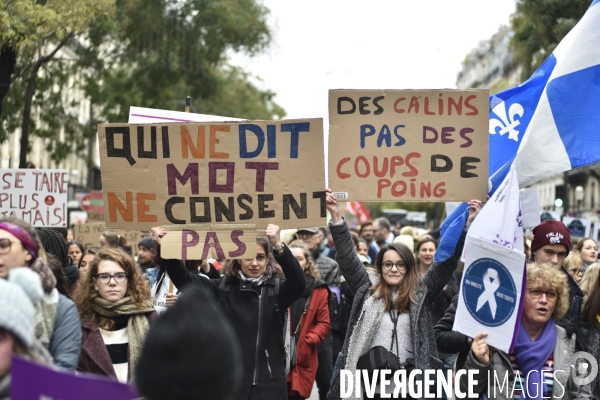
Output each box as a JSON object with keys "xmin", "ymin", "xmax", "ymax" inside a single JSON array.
[
  {"xmin": 568, "ymin": 268, "xmax": 583, "ymax": 274},
  {"xmin": 528, "ymin": 288, "xmax": 557, "ymax": 300},
  {"xmin": 382, "ymin": 261, "xmax": 406, "ymax": 270},
  {"xmin": 95, "ymin": 273, "xmax": 128, "ymax": 284},
  {"xmin": 0, "ymin": 238, "xmax": 18, "ymax": 255}
]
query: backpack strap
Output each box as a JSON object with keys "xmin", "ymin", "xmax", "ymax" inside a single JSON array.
[{"xmin": 217, "ymin": 277, "xmax": 232, "ymax": 307}]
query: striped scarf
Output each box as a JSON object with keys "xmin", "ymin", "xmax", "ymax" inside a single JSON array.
[{"xmin": 237, "ymin": 270, "xmax": 272, "ymax": 286}]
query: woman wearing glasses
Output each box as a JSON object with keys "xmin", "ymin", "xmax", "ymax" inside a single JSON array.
[
  {"xmin": 459, "ymin": 262, "xmax": 591, "ymax": 399},
  {"xmin": 324, "ymin": 189, "xmax": 480, "ymax": 399},
  {"xmin": 151, "ymin": 224, "xmax": 306, "ymax": 400},
  {"xmin": 75, "ymin": 248, "xmax": 155, "ymax": 383},
  {"xmin": 564, "ymin": 253, "xmax": 584, "ymax": 285}
]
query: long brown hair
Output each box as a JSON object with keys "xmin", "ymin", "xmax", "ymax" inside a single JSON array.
[
  {"xmin": 74, "ymin": 248, "xmax": 150, "ymax": 329},
  {"xmin": 224, "ymin": 237, "xmax": 280, "ymax": 280},
  {"xmin": 288, "ymin": 240, "xmax": 320, "ymax": 279},
  {"xmin": 371, "ymin": 243, "xmax": 418, "ymax": 313}
]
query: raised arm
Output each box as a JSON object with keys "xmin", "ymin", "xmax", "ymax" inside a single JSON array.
[
  {"xmin": 422, "ymin": 199, "xmax": 483, "ymax": 298},
  {"xmin": 326, "ymin": 188, "xmax": 370, "ymax": 293},
  {"xmin": 151, "ymin": 227, "xmax": 215, "ymax": 292},
  {"xmin": 267, "ymin": 224, "xmax": 306, "ymax": 310}
]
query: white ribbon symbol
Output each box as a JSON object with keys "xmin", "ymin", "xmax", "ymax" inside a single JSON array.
[{"xmin": 476, "ymin": 268, "xmax": 500, "ymax": 319}]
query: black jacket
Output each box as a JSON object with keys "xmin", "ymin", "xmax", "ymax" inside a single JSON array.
[
  {"xmin": 164, "ymin": 245, "xmax": 306, "ymax": 400},
  {"xmin": 433, "ymin": 294, "xmax": 471, "ymax": 369}
]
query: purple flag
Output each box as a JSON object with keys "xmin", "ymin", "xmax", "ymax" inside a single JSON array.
[{"xmin": 11, "ymin": 356, "xmax": 139, "ymax": 400}]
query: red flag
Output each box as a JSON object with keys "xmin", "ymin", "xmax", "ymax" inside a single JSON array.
[{"xmin": 345, "ymin": 201, "xmax": 371, "ymax": 223}]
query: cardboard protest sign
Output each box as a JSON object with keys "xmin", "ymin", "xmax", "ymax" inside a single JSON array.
[
  {"xmin": 74, "ymin": 222, "xmax": 140, "ymax": 249},
  {"xmin": 161, "ymin": 225, "xmax": 257, "ymax": 260},
  {"xmin": 12, "ymin": 356, "xmax": 138, "ymax": 400},
  {"xmin": 98, "ymin": 120, "xmax": 326, "ymax": 230},
  {"xmin": 328, "ymin": 90, "xmax": 489, "ymax": 202},
  {"xmin": 562, "ymin": 216, "xmax": 591, "ymax": 238},
  {"xmin": 0, "ymin": 169, "xmax": 68, "ymax": 227}
]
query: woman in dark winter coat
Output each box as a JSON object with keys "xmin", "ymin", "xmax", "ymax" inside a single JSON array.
[
  {"xmin": 152, "ymin": 224, "xmax": 306, "ymax": 400},
  {"xmin": 324, "ymin": 189, "xmax": 479, "ymax": 399},
  {"xmin": 75, "ymin": 248, "xmax": 156, "ymax": 383},
  {"xmin": 287, "ymin": 241, "xmax": 331, "ymax": 400}
]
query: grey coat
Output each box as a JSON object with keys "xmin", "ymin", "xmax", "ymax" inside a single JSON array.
[
  {"xmin": 459, "ymin": 325, "xmax": 592, "ymax": 399},
  {"xmin": 327, "ymin": 220, "xmax": 465, "ymax": 400}
]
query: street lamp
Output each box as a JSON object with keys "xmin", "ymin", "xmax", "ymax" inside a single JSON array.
[{"xmin": 575, "ymin": 185, "xmax": 584, "ymax": 212}]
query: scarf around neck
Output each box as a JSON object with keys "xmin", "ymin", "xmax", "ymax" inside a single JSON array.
[
  {"xmin": 344, "ymin": 270, "xmax": 402, "ymax": 399},
  {"xmin": 238, "ymin": 270, "xmax": 271, "ymax": 286},
  {"xmin": 514, "ymin": 318, "xmax": 557, "ymax": 400},
  {"xmin": 92, "ymin": 296, "xmax": 155, "ymax": 382}
]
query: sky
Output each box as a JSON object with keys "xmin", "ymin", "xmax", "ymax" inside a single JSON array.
[{"xmin": 230, "ymin": 0, "xmax": 517, "ymax": 121}]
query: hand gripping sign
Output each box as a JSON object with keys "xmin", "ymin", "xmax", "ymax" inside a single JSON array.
[{"xmin": 454, "ymin": 240, "xmax": 525, "ymax": 352}]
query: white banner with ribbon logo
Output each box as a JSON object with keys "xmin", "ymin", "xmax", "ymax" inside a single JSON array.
[
  {"xmin": 454, "ymin": 165, "xmax": 526, "ymax": 353},
  {"xmin": 454, "ymin": 238, "xmax": 525, "ymax": 352}
]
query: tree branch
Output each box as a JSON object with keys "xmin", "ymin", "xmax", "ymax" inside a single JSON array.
[{"xmin": 25, "ymin": 33, "xmax": 73, "ymax": 81}]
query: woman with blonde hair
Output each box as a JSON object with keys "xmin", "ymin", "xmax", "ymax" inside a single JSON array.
[
  {"xmin": 287, "ymin": 241, "xmax": 330, "ymax": 400},
  {"xmin": 75, "ymin": 248, "xmax": 155, "ymax": 383},
  {"xmin": 563, "ymin": 253, "xmax": 584, "ymax": 285},
  {"xmin": 324, "ymin": 189, "xmax": 480, "ymax": 398},
  {"xmin": 580, "ymin": 262, "xmax": 600, "ymax": 297},
  {"xmin": 460, "ymin": 262, "xmax": 591, "ymax": 399}
]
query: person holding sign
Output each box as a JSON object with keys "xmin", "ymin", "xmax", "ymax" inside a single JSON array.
[
  {"xmin": 75, "ymin": 248, "xmax": 156, "ymax": 383},
  {"xmin": 459, "ymin": 262, "xmax": 591, "ymax": 399},
  {"xmin": 324, "ymin": 189, "xmax": 480, "ymax": 399},
  {"xmin": 151, "ymin": 224, "xmax": 306, "ymax": 400}
]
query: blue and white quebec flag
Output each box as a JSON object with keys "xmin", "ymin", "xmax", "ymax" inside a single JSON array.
[{"xmin": 489, "ymin": 0, "xmax": 600, "ymax": 189}]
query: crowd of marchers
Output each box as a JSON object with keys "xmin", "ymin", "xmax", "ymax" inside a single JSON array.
[{"xmin": 1, "ymin": 188, "xmax": 600, "ymax": 399}]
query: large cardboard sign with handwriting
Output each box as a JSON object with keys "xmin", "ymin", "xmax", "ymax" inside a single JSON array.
[
  {"xmin": 0, "ymin": 169, "xmax": 68, "ymax": 227},
  {"xmin": 161, "ymin": 225, "xmax": 257, "ymax": 260},
  {"xmin": 328, "ymin": 90, "xmax": 489, "ymax": 201},
  {"xmin": 74, "ymin": 222, "xmax": 140, "ymax": 249},
  {"xmin": 98, "ymin": 120, "xmax": 326, "ymax": 230}
]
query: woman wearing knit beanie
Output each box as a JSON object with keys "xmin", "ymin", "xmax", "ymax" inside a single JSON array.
[
  {"xmin": 0, "ymin": 268, "xmax": 53, "ymax": 398},
  {"xmin": 0, "ymin": 218, "xmax": 81, "ymax": 371},
  {"xmin": 74, "ymin": 248, "xmax": 156, "ymax": 383}
]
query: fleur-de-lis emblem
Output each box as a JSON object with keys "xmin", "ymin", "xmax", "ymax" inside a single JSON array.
[{"xmin": 489, "ymin": 101, "xmax": 525, "ymax": 141}]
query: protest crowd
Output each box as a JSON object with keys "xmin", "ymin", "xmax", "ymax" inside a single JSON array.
[
  {"xmin": 0, "ymin": 181, "xmax": 599, "ymax": 400},
  {"xmin": 2, "ymin": 2, "xmax": 600, "ymax": 397}
]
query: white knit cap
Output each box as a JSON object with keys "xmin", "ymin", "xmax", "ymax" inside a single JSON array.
[{"xmin": 0, "ymin": 268, "xmax": 44, "ymax": 347}]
